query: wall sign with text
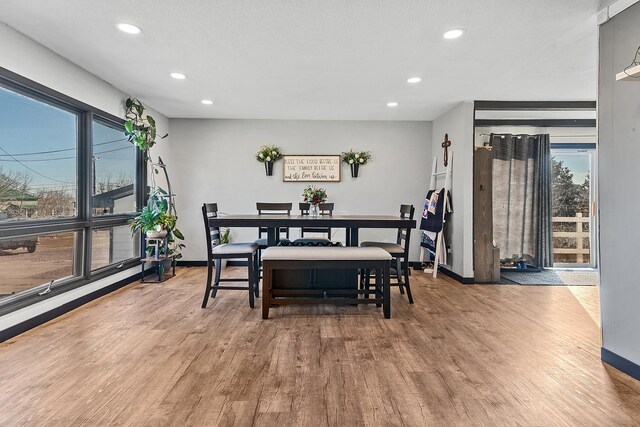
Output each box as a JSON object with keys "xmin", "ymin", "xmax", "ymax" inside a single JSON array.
[{"xmin": 283, "ymin": 155, "xmax": 341, "ymax": 182}]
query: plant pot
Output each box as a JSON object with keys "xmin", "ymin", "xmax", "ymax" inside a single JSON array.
[
  {"xmin": 350, "ymin": 163, "xmax": 359, "ymax": 178},
  {"xmin": 147, "ymin": 229, "xmax": 167, "ymax": 238},
  {"xmin": 310, "ymin": 204, "xmax": 319, "ymax": 217},
  {"xmin": 265, "ymin": 161, "xmax": 274, "ymax": 176}
]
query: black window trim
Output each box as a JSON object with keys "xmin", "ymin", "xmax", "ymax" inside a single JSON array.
[{"xmin": 0, "ymin": 66, "xmax": 146, "ymax": 315}]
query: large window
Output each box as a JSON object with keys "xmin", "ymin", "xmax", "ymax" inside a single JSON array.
[
  {"xmin": 0, "ymin": 69, "xmax": 144, "ymax": 310},
  {"xmin": 0, "ymin": 86, "xmax": 78, "ymax": 221},
  {"xmin": 0, "ymin": 231, "xmax": 80, "ymax": 298},
  {"xmin": 92, "ymin": 120, "xmax": 136, "ymax": 216}
]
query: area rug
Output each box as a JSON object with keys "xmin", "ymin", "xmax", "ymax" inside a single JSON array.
[{"xmin": 500, "ymin": 270, "xmax": 599, "ymax": 286}]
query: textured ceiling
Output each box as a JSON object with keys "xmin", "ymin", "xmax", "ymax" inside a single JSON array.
[{"xmin": 0, "ymin": 0, "xmax": 604, "ymax": 120}]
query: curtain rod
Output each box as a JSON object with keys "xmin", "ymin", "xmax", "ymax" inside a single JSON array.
[{"xmin": 478, "ymin": 133, "xmax": 596, "ymax": 138}]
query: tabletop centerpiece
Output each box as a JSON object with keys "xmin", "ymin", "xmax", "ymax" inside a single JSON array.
[
  {"xmin": 302, "ymin": 185, "xmax": 328, "ymax": 216},
  {"xmin": 255, "ymin": 145, "xmax": 283, "ymax": 176},
  {"xmin": 341, "ymin": 149, "xmax": 371, "ymax": 177}
]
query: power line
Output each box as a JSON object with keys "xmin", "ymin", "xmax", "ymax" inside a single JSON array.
[
  {"xmin": 0, "ymin": 137, "xmax": 129, "ymax": 157},
  {"xmin": 0, "ymin": 146, "xmax": 133, "ymax": 162},
  {"xmin": 0, "ymin": 145, "xmax": 69, "ymax": 183}
]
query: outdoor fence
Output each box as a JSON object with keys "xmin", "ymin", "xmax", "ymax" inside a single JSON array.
[{"xmin": 552, "ymin": 212, "xmax": 590, "ymax": 264}]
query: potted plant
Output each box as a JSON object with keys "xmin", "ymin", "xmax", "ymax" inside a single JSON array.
[
  {"xmin": 125, "ymin": 98, "xmax": 185, "ymax": 270},
  {"xmin": 218, "ymin": 227, "xmax": 231, "ymax": 269},
  {"xmin": 130, "ymin": 188, "xmax": 184, "ymax": 254},
  {"xmin": 255, "ymin": 145, "xmax": 283, "ymax": 176},
  {"xmin": 341, "ymin": 149, "xmax": 371, "ymax": 177},
  {"xmin": 302, "ymin": 185, "xmax": 328, "ymax": 216}
]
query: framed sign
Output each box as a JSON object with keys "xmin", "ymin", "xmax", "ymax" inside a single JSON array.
[{"xmin": 283, "ymin": 155, "xmax": 341, "ymax": 182}]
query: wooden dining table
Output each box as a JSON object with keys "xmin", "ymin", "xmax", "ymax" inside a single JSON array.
[
  {"xmin": 206, "ymin": 214, "xmax": 416, "ymax": 246},
  {"xmin": 207, "ymin": 213, "xmax": 417, "ymax": 302}
]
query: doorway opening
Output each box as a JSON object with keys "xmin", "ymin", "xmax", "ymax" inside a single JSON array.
[{"xmin": 551, "ymin": 148, "xmax": 597, "ymax": 269}]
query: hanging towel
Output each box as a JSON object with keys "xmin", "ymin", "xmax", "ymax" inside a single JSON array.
[{"xmin": 420, "ymin": 188, "xmax": 452, "ymax": 233}]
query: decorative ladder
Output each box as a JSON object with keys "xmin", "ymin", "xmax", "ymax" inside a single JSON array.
[{"xmin": 420, "ymin": 151, "xmax": 453, "ymax": 278}]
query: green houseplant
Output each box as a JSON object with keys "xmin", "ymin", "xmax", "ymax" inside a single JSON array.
[{"xmin": 125, "ymin": 98, "xmax": 185, "ymax": 268}]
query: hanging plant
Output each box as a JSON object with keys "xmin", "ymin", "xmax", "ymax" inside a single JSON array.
[
  {"xmin": 255, "ymin": 145, "xmax": 283, "ymax": 176},
  {"xmin": 341, "ymin": 149, "xmax": 371, "ymax": 177},
  {"xmin": 124, "ymin": 98, "xmax": 168, "ymax": 152}
]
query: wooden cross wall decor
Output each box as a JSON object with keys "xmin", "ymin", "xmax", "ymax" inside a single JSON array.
[{"xmin": 441, "ymin": 133, "xmax": 451, "ymax": 167}]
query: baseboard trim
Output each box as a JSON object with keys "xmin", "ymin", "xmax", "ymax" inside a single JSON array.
[
  {"xmin": 601, "ymin": 347, "xmax": 640, "ymax": 381},
  {"xmin": 0, "ymin": 272, "xmax": 142, "ymax": 343},
  {"xmin": 176, "ymin": 260, "xmax": 207, "ymax": 267},
  {"xmin": 176, "ymin": 260, "xmax": 248, "ymax": 267},
  {"xmin": 438, "ymin": 266, "xmax": 475, "ymax": 284}
]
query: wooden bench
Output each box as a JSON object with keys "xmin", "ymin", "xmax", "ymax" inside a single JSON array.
[{"xmin": 261, "ymin": 246, "xmax": 392, "ymax": 319}]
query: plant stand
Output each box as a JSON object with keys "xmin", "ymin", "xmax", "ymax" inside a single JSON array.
[{"xmin": 141, "ymin": 236, "xmax": 176, "ymax": 283}]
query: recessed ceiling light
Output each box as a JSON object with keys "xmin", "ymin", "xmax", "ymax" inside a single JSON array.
[
  {"xmin": 443, "ymin": 29, "xmax": 466, "ymax": 39},
  {"xmin": 170, "ymin": 72, "xmax": 187, "ymax": 80},
  {"xmin": 387, "ymin": 102, "xmax": 399, "ymax": 107},
  {"xmin": 407, "ymin": 77, "xmax": 422, "ymax": 83},
  {"xmin": 116, "ymin": 23, "xmax": 142, "ymax": 34},
  {"xmin": 201, "ymin": 99, "xmax": 214, "ymax": 105}
]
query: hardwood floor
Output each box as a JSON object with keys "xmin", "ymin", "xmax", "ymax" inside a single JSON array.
[{"xmin": 0, "ymin": 267, "xmax": 639, "ymax": 426}]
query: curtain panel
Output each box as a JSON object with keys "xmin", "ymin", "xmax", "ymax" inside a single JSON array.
[{"xmin": 491, "ymin": 133, "xmax": 553, "ymax": 268}]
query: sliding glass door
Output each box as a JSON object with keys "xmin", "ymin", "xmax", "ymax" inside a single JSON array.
[{"xmin": 551, "ymin": 149, "xmax": 596, "ymax": 267}]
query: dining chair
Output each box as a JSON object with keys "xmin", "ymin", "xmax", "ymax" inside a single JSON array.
[
  {"xmin": 202, "ymin": 203, "xmax": 260, "ymax": 308},
  {"xmin": 360, "ymin": 204, "xmax": 415, "ymax": 303},
  {"xmin": 255, "ymin": 202, "xmax": 292, "ymax": 247},
  {"xmin": 295, "ymin": 202, "xmax": 334, "ymax": 244}
]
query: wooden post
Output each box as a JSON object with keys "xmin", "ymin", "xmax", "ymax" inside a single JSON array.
[{"xmin": 576, "ymin": 212, "xmax": 583, "ymax": 264}]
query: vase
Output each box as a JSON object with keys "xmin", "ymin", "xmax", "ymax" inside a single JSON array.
[
  {"xmin": 310, "ymin": 204, "xmax": 319, "ymax": 217},
  {"xmin": 147, "ymin": 229, "xmax": 167, "ymax": 239},
  {"xmin": 265, "ymin": 161, "xmax": 274, "ymax": 176},
  {"xmin": 350, "ymin": 163, "xmax": 359, "ymax": 178}
]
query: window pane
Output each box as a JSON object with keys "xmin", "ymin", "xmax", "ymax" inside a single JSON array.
[
  {"xmin": 92, "ymin": 120, "xmax": 135, "ymax": 215},
  {"xmin": 91, "ymin": 225, "xmax": 138, "ymax": 271},
  {"xmin": 0, "ymin": 231, "xmax": 79, "ymax": 300},
  {"xmin": 0, "ymin": 86, "xmax": 78, "ymax": 222}
]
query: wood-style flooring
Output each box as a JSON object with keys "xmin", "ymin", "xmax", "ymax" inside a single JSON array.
[{"xmin": 0, "ymin": 267, "xmax": 639, "ymax": 426}]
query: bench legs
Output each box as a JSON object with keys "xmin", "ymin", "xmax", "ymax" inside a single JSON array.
[
  {"xmin": 262, "ymin": 260, "xmax": 390, "ymax": 319},
  {"xmin": 262, "ymin": 260, "xmax": 272, "ymax": 319}
]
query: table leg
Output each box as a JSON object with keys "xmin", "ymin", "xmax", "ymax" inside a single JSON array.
[
  {"xmin": 267, "ymin": 227, "xmax": 278, "ymax": 246},
  {"xmin": 347, "ymin": 228, "xmax": 359, "ymax": 247}
]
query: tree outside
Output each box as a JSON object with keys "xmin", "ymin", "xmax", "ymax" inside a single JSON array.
[{"xmin": 552, "ymin": 156, "xmax": 591, "ymax": 264}]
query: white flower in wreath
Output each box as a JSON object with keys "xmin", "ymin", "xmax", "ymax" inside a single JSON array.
[
  {"xmin": 259, "ymin": 153, "xmax": 264, "ymax": 159},
  {"xmin": 348, "ymin": 159, "xmax": 354, "ymax": 164},
  {"xmin": 266, "ymin": 156, "xmax": 271, "ymax": 162},
  {"xmin": 355, "ymin": 153, "xmax": 360, "ymax": 159},
  {"xmin": 359, "ymin": 158, "xmax": 364, "ymax": 163}
]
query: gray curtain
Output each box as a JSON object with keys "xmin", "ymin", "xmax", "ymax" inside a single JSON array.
[{"xmin": 491, "ymin": 133, "xmax": 553, "ymax": 268}]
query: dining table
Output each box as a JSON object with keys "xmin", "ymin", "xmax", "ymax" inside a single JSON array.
[
  {"xmin": 206, "ymin": 214, "xmax": 417, "ymax": 246},
  {"xmin": 207, "ymin": 213, "xmax": 417, "ymax": 301}
]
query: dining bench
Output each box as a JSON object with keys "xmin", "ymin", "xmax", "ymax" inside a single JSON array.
[{"xmin": 261, "ymin": 246, "xmax": 392, "ymax": 319}]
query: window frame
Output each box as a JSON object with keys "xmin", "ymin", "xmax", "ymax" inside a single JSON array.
[{"xmin": 0, "ymin": 66, "xmax": 146, "ymax": 315}]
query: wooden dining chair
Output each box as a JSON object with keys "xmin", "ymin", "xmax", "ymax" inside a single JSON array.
[
  {"xmin": 255, "ymin": 202, "xmax": 292, "ymax": 247},
  {"xmin": 202, "ymin": 203, "xmax": 260, "ymax": 308},
  {"xmin": 296, "ymin": 202, "xmax": 334, "ymax": 243},
  {"xmin": 360, "ymin": 204, "xmax": 415, "ymax": 303}
]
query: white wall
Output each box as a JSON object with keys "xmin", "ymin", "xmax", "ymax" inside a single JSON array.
[
  {"xmin": 431, "ymin": 101, "xmax": 475, "ymax": 279},
  {"xmin": 0, "ymin": 23, "xmax": 168, "ymax": 332},
  {"xmin": 166, "ymin": 119, "xmax": 432, "ymax": 261},
  {"xmin": 598, "ymin": 1, "xmax": 640, "ymax": 366}
]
